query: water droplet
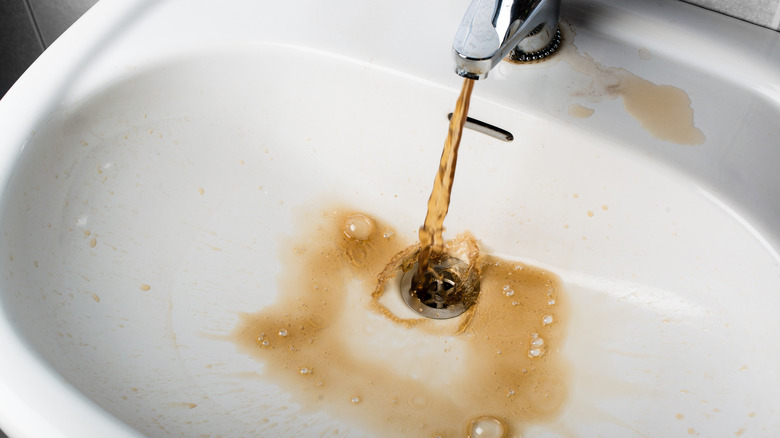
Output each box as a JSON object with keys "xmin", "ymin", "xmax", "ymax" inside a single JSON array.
[
  {"xmin": 407, "ymin": 394, "xmax": 430, "ymax": 409},
  {"xmin": 542, "ymin": 315, "xmax": 554, "ymax": 325},
  {"xmin": 506, "ymin": 389, "xmax": 516, "ymax": 397},
  {"xmin": 467, "ymin": 415, "xmax": 507, "ymax": 438},
  {"xmin": 343, "ymin": 214, "xmax": 374, "ymax": 240},
  {"xmin": 511, "ymin": 301, "xmax": 519, "ymax": 306},
  {"xmin": 278, "ymin": 329, "xmax": 288, "ymax": 336},
  {"xmin": 261, "ymin": 340, "xmax": 270, "ymax": 347},
  {"xmin": 351, "ymin": 396, "xmax": 361, "ymax": 404},
  {"xmin": 257, "ymin": 332, "xmax": 266, "ymax": 341},
  {"xmin": 382, "ymin": 230, "xmax": 394, "ymax": 238},
  {"xmin": 502, "ymin": 285, "xmax": 515, "ymax": 297},
  {"xmin": 300, "ymin": 367, "xmax": 311, "ymax": 375},
  {"xmin": 513, "ymin": 265, "xmax": 524, "ymax": 270},
  {"xmin": 529, "ymin": 348, "xmax": 542, "ymax": 357},
  {"xmin": 532, "ymin": 337, "xmax": 544, "ymax": 347},
  {"xmin": 548, "ymin": 299, "xmax": 556, "ymax": 305},
  {"xmin": 496, "ymin": 350, "xmax": 502, "ymax": 355}
]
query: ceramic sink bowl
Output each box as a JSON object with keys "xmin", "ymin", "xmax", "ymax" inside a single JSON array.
[{"xmin": 0, "ymin": 0, "xmax": 779, "ymax": 436}]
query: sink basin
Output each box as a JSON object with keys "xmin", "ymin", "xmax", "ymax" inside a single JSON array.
[{"xmin": 1, "ymin": 0, "xmax": 779, "ymax": 436}]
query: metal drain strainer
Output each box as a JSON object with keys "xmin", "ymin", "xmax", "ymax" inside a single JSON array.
[{"xmin": 400, "ymin": 257, "xmax": 480, "ymax": 320}]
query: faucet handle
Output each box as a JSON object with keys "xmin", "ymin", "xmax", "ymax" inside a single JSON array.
[{"xmin": 453, "ymin": 0, "xmax": 561, "ymax": 79}]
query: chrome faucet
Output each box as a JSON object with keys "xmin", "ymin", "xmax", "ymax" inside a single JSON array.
[{"xmin": 453, "ymin": 0, "xmax": 561, "ymax": 79}]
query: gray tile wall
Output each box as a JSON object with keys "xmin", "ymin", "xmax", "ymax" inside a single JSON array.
[
  {"xmin": 27, "ymin": 0, "xmax": 102, "ymax": 46},
  {"xmin": 0, "ymin": 0, "xmax": 45, "ymax": 99},
  {"xmin": 1, "ymin": 0, "xmax": 97, "ymax": 98},
  {"xmin": 683, "ymin": 0, "xmax": 780, "ymax": 29}
]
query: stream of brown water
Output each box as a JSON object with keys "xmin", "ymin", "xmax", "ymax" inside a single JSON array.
[{"xmin": 415, "ymin": 78, "xmax": 475, "ymax": 292}]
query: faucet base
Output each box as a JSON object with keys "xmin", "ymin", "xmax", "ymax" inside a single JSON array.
[{"xmin": 510, "ymin": 27, "xmax": 562, "ymax": 63}]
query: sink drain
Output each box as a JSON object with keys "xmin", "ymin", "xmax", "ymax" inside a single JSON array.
[{"xmin": 400, "ymin": 257, "xmax": 479, "ymax": 320}]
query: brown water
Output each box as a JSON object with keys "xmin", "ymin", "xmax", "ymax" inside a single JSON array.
[
  {"xmin": 233, "ymin": 209, "xmax": 569, "ymax": 437},
  {"xmin": 232, "ymin": 66, "xmax": 569, "ymax": 438},
  {"xmin": 415, "ymin": 78, "xmax": 475, "ymax": 289}
]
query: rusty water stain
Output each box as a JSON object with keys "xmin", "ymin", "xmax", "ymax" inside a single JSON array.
[
  {"xmin": 232, "ymin": 207, "xmax": 570, "ymax": 437},
  {"xmin": 559, "ymin": 23, "xmax": 705, "ymax": 145}
]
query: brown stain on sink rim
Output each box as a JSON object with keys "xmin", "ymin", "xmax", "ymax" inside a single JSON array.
[
  {"xmin": 232, "ymin": 207, "xmax": 570, "ymax": 437},
  {"xmin": 559, "ymin": 23, "xmax": 706, "ymax": 145}
]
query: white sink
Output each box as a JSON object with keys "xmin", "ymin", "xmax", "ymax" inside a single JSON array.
[{"xmin": 1, "ymin": 0, "xmax": 779, "ymax": 436}]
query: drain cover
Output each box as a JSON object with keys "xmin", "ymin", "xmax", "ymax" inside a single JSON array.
[{"xmin": 400, "ymin": 258, "xmax": 478, "ymax": 320}]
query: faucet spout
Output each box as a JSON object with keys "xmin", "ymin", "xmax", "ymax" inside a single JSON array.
[{"xmin": 453, "ymin": 0, "xmax": 561, "ymax": 79}]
